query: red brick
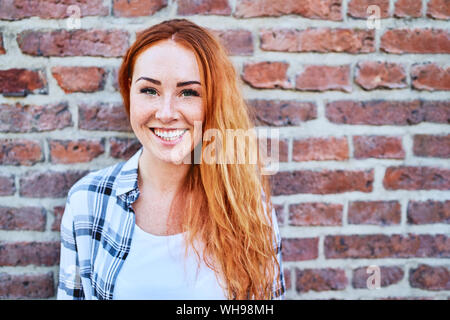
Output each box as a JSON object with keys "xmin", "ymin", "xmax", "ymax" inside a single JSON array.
[
  {"xmin": 409, "ymin": 264, "xmax": 450, "ymax": 290},
  {"xmin": 113, "ymin": 0, "xmax": 167, "ymax": 17},
  {"xmin": 289, "ymin": 203, "xmax": 343, "ymax": 226},
  {"xmin": 247, "ymin": 100, "xmax": 317, "ymax": 126},
  {"xmin": 51, "ymin": 206, "xmax": 65, "ymax": 232},
  {"xmin": 17, "ymin": 29, "xmax": 129, "ymax": 57},
  {"xmin": 78, "ymin": 102, "xmax": 133, "ymax": 132},
  {"xmin": 295, "ymin": 65, "xmax": 351, "ymax": 92},
  {"xmin": 296, "ymin": 268, "xmax": 347, "ymax": 293},
  {"xmin": 326, "ymin": 100, "xmax": 450, "ymax": 125},
  {"xmin": 383, "ymin": 166, "xmax": 450, "ymax": 190},
  {"xmin": 353, "ymin": 136, "xmax": 405, "ymax": 159},
  {"xmin": 242, "ymin": 61, "xmax": 291, "ymax": 89},
  {"xmin": 177, "ymin": 0, "xmax": 231, "ymax": 15},
  {"xmin": 0, "ymin": 207, "xmax": 46, "ymax": 231},
  {"xmin": 110, "ymin": 138, "xmax": 142, "ymax": 160},
  {"xmin": 111, "ymin": 67, "xmax": 119, "ymax": 91},
  {"xmin": 348, "ymin": 0, "xmax": 390, "ymax": 18},
  {"xmin": 0, "ymin": 102, "xmax": 72, "ymax": 133},
  {"xmin": 292, "ymin": 137, "xmax": 349, "ymax": 161},
  {"xmin": 0, "ymin": 139, "xmax": 43, "ymax": 166},
  {"xmin": 0, "ymin": 272, "xmax": 54, "ymax": 299},
  {"xmin": 394, "ymin": 0, "xmax": 422, "ymax": 18},
  {"xmin": 352, "ymin": 266, "xmax": 404, "ymax": 288},
  {"xmin": 49, "ymin": 139, "xmax": 105, "ymax": 164},
  {"xmin": 282, "ymin": 238, "xmax": 319, "ymax": 261},
  {"xmin": 19, "ymin": 170, "xmax": 89, "ymax": 198},
  {"xmin": 413, "ymin": 134, "xmax": 450, "ymax": 158},
  {"xmin": 235, "ymin": 0, "xmax": 343, "ymax": 21},
  {"xmin": 379, "ymin": 296, "xmax": 434, "ymax": 300},
  {"xmin": 325, "ymin": 234, "xmax": 449, "ymax": 259},
  {"xmin": 0, "ymin": 33, "xmax": 5, "ymax": 54},
  {"xmin": 270, "ymin": 169, "xmax": 373, "ymax": 195},
  {"xmin": 0, "ymin": 68, "xmax": 47, "ymax": 97},
  {"xmin": 260, "ymin": 28, "xmax": 375, "ymax": 53},
  {"xmin": 0, "ymin": 0, "xmax": 108, "ymax": 20},
  {"xmin": 273, "ymin": 204, "xmax": 284, "ymax": 226},
  {"xmin": 348, "ymin": 201, "xmax": 401, "ymax": 225},
  {"xmin": 427, "ymin": 0, "xmax": 450, "ymax": 20},
  {"xmin": 51, "ymin": 66, "xmax": 106, "ymax": 93},
  {"xmin": 210, "ymin": 29, "xmax": 253, "ymax": 56},
  {"xmin": 283, "ymin": 268, "xmax": 291, "ymax": 291},
  {"xmin": 0, "ymin": 175, "xmax": 15, "ymax": 196},
  {"xmin": 380, "ymin": 29, "xmax": 450, "ymax": 54},
  {"xmin": 0, "ymin": 242, "xmax": 60, "ymax": 266},
  {"xmin": 355, "ymin": 61, "xmax": 407, "ymax": 90},
  {"xmin": 407, "ymin": 200, "xmax": 450, "ymax": 225},
  {"xmin": 259, "ymin": 138, "xmax": 289, "ymax": 163},
  {"xmin": 411, "ymin": 63, "xmax": 450, "ymax": 91}
]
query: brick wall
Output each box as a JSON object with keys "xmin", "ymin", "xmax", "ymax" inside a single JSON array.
[{"xmin": 0, "ymin": 0, "xmax": 449, "ymax": 299}]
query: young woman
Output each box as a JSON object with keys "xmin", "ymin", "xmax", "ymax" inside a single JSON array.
[{"xmin": 57, "ymin": 18, "xmax": 285, "ymax": 300}]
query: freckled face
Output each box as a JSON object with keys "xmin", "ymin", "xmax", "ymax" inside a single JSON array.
[{"xmin": 129, "ymin": 40, "xmax": 205, "ymax": 164}]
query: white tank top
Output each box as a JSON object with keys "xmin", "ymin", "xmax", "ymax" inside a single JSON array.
[{"xmin": 113, "ymin": 223, "xmax": 227, "ymax": 299}]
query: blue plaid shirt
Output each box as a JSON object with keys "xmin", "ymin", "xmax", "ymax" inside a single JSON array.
[{"xmin": 57, "ymin": 146, "xmax": 285, "ymax": 300}]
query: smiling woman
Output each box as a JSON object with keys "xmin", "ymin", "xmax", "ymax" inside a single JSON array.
[{"xmin": 57, "ymin": 18, "xmax": 285, "ymax": 300}]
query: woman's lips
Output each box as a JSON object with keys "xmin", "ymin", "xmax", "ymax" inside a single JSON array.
[{"xmin": 149, "ymin": 127, "xmax": 188, "ymax": 145}]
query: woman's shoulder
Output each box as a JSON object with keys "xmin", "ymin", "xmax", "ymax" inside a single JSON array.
[{"xmin": 66, "ymin": 160, "xmax": 126, "ymax": 204}]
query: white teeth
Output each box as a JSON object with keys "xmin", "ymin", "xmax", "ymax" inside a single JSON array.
[{"xmin": 153, "ymin": 128, "xmax": 187, "ymax": 141}]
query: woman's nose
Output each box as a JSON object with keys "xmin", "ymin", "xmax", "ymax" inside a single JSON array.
[{"xmin": 155, "ymin": 95, "xmax": 178, "ymax": 122}]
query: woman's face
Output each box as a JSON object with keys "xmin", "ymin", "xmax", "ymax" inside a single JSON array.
[{"xmin": 129, "ymin": 39, "xmax": 205, "ymax": 164}]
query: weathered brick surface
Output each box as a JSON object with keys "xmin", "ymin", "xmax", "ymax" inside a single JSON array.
[
  {"xmin": 296, "ymin": 268, "xmax": 347, "ymax": 293},
  {"xmin": 282, "ymin": 238, "xmax": 319, "ymax": 262},
  {"xmin": 210, "ymin": 29, "xmax": 253, "ymax": 56},
  {"xmin": 242, "ymin": 61, "xmax": 291, "ymax": 89},
  {"xmin": 0, "ymin": 0, "xmax": 108, "ymax": 20},
  {"xmin": 411, "ymin": 63, "xmax": 450, "ymax": 91},
  {"xmin": 0, "ymin": 102, "xmax": 72, "ymax": 133},
  {"xmin": 19, "ymin": 170, "xmax": 89, "ymax": 198},
  {"xmin": 0, "ymin": 175, "xmax": 15, "ymax": 196},
  {"xmin": 353, "ymin": 136, "xmax": 405, "ymax": 159},
  {"xmin": 295, "ymin": 65, "xmax": 351, "ymax": 92},
  {"xmin": 49, "ymin": 139, "xmax": 105, "ymax": 164},
  {"xmin": 17, "ymin": 30, "xmax": 129, "ymax": 57},
  {"xmin": 0, "ymin": 206, "xmax": 46, "ymax": 231},
  {"xmin": 383, "ymin": 166, "xmax": 450, "ymax": 190},
  {"xmin": 325, "ymin": 234, "xmax": 449, "ymax": 259},
  {"xmin": 289, "ymin": 202, "xmax": 343, "ymax": 226},
  {"xmin": 0, "ymin": 139, "xmax": 43, "ymax": 166},
  {"xmin": 235, "ymin": 0, "xmax": 343, "ymax": 20},
  {"xmin": 51, "ymin": 66, "xmax": 106, "ymax": 93},
  {"xmin": 380, "ymin": 29, "xmax": 450, "ymax": 54},
  {"xmin": 247, "ymin": 100, "xmax": 317, "ymax": 126},
  {"xmin": 409, "ymin": 264, "xmax": 450, "ymax": 291},
  {"xmin": 413, "ymin": 135, "xmax": 450, "ymax": 158},
  {"xmin": 347, "ymin": 0, "xmax": 390, "ymax": 19},
  {"xmin": 326, "ymin": 100, "xmax": 450, "ymax": 125},
  {"xmin": 271, "ymin": 170, "xmax": 373, "ymax": 195},
  {"xmin": 348, "ymin": 201, "xmax": 401, "ymax": 225},
  {"xmin": 260, "ymin": 28, "xmax": 375, "ymax": 53},
  {"xmin": 292, "ymin": 137, "xmax": 349, "ymax": 161},
  {"xmin": 352, "ymin": 266, "xmax": 404, "ymax": 288},
  {"xmin": 0, "ymin": 68, "xmax": 47, "ymax": 97},
  {"xmin": 113, "ymin": 0, "xmax": 167, "ymax": 17},
  {"xmin": 427, "ymin": 0, "xmax": 450, "ymax": 20},
  {"xmin": 0, "ymin": 272, "xmax": 54, "ymax": 299},
  {"xmin": 355, "ymin": 61, "xmax": 407, "ymax": 90},
  {"xmin": 0, "ymin": 242, "xmax": 60, "ymax": 266},
  {"xmin": 178, "ymin": 0, "xmax": 231, "ymax": 16},
  {"xmin": 407, "ymin": 200, "xmax": 450, "ymax": 224},
  {"xmin": 78, "ymin": 102, "xmax": 133, "ymax": 132},
  {"xmin": 394, "ymin": 0, "xmax": 423, "ymax": 18}
]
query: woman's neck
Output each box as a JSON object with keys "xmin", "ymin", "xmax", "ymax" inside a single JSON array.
[{"xmin": 138, "ymin": 147, "xmax": 191, "ymax": 195}]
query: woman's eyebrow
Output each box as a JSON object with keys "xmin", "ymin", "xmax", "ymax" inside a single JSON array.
[{"xmin": 135, "ymin": 77, "xmax": 201, "ymax": 87}]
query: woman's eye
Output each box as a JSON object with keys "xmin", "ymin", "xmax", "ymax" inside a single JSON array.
[
  {"xmin": 182, "ymin": 89, "xmax": 200, "ymax": 97},
  {"xmin": 140, "ymin": 88, "xmax": 157, "ymax": 95}
]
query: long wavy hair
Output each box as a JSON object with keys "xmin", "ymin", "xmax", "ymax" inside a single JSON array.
[{"xmin": 118, "ymin": 18, "xmax": 280, "ymax": 299}]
